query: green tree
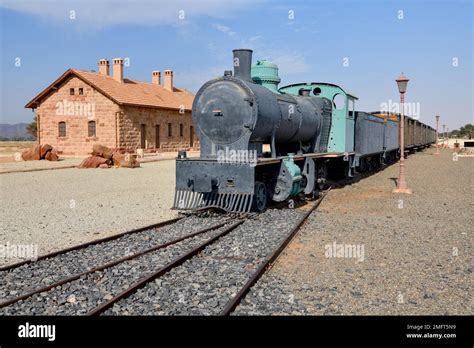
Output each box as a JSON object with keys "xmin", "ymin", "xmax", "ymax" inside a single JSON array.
[
  {"xmin": 26, "ymin": 116, "xmax": 37, "ymax": 139},
  {"xmin": 450, "ymin": 123, "xmax": 473, "ymax": 138}
]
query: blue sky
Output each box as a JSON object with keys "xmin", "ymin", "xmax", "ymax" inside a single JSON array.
[{"xmin": 0, "ymin": 0, "xmax": 472, "ymax": 130}]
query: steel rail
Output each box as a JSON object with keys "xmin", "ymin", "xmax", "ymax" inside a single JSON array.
[
  {"xmin": 0, "ymin": 219, "xmax": 233, "ymax": 309},
  {"xmin": 220, "ymin": 189, "xmax": 331, "ymax": 315},
  {"xmin": 0, "ymin": 216, "xmax": 184, "ymax": 272},
  {"xmin": 87, "ymin": 219, "xmax": 244, "ymax": 316}
]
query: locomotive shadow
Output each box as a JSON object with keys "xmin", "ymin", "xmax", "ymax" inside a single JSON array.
[
  {"xmin": 389, "ymin": 177, "xmax": 398, "ymax": 187},
  {"xmin": 328, "ymin": 160, "xmax": 400, "ymax": 190}
]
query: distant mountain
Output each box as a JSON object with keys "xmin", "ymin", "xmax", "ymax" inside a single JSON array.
[{"xmin": 0, "ymin": 123, "xmax": 35, "ymax": 140}]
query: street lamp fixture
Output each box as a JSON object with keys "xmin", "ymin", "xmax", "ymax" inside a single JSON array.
[
  {"xmin": 396, "ymin": 73, "xmax": 409, "ymax": 94},
  {"xmin": 443, "ymin": 124, "xmax": 446, "ymax": 148},
  {"xmin": 435, "ymin": 115, "xmax": 440, "ymax": 155},
  {"xmin": 393, "ymin": 73, "xmax": 412, "ymax": 194}
]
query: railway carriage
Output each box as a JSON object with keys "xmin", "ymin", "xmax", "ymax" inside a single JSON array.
[
  {"xmin": 371, "ymin": 112, "xmax": 436, "ymax": 152},
  {"xmin": 173, "ymin": 48, "xmax": 436, "ymax": 213}
]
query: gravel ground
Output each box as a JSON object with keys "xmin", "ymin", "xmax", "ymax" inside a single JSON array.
[
  {"xmin": 0, "ymin": 221, "xmax": 229, "ymax": 315},
  {"xmin": 0, "ymin": 160, "xmax": 179, "ymax": 267},
  {"xmin": 104, "ymin": 209, "xmax": 305, "ymax": 315},
  {"xmin": 234, "ymin": 148, "xmax": 473, "ymax": 315},
  {"xmin": 0, "ymin": 216, "xmax": 224, "ymax": 304},
  {"xmin": 0, "ymin": 158, "xmax": 83, "ymax": 172}
]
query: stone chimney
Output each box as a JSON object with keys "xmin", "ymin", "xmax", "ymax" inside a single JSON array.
[
  {"xmin": 164, "ymin": 70, "xmax": 173, "ymax": 91},
  {"xmin": 152, "ymin": 71, "xmax": 161, "ymax": 85},
  {"xmin": 112, "ymin": 58, "xmax": 124, "ymax": 83},
  {"xmin": 98, "ymin": 59, "xmax": 109, "ymax": 76}
]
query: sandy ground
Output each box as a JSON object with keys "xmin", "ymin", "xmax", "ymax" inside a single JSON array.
[
  {"xmin": 1, "ymin": 145, "xmax": 472, "ymax": 316},
  {"xmin": 236, "ymin": 147, "xmax": 473, "ymax": 315},
  {"xmin": 0, "ymin": 160, "xmax": 178, "ymax": 266},
  {"xmin": 0, "ymin": 158, "xmax": 83, "ymax": 173},
  {"xmin": 0, "ymin": 150, "xmax": 200, "ymax": 173},
  {"xmin": 0, "ymin": 141, "xmax": 36, "ymax": 162}
]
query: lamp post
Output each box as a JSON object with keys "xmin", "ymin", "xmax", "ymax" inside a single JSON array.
[
  {"xmin": 443, "ymin": 124, "xmax": 446, "ymax": 148},
  {"xmin": 393, "ymin": 73, "xmax": 412, "ymax": 194},
  {"xmin": 435, "ymin": 115, "xmax": 440, "ymax": 155},
  {"xmin": 447, "ymin": 127, "xmax": 450, "ymax": 148}
]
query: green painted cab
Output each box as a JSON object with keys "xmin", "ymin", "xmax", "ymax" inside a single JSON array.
[{"xmin": 278, "ymin": 82, "xmax": 358, "ymax": 153}]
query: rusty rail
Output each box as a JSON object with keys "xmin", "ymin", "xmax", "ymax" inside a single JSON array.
[
  {"xmin": 87, "ymin": 219, "xmax": 244, "ymax": 316},
  {"xmin": 0, "ymin": 219, "xmax": 234, "ymax": 309},
  {"xmin": 0, "ymin": 217, "xmax": 185, "ymax": 272},
  {"xmin": 220, "ymin": 189, "xmax": 330, "ymax": 315}
]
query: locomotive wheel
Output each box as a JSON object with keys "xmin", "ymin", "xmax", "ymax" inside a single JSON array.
[
  {"xmin": 253, "ymin": 181, "xmax": 267, "ymax": 212},
  {"xmin": 312, "ymin": 186, "xmax": 320, "ymax": 199},
  {"xmin": 307, "ymin": 163, "xmax": 326, "ymax": 200},
  {"xmin": 316, "ymin": 163, "xmax": 327, "ymax": 190}
]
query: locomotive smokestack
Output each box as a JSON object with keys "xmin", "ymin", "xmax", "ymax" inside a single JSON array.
[{"xmin": 232, "ymin": 49, "xmax": 253, "ymax": 81}]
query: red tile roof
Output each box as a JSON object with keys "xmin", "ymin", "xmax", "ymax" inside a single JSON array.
[{"xmin": 25, "ymin": 68, "xmax": 194, "ymax": 110}]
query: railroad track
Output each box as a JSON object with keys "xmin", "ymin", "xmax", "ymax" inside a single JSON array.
[
  {"xmin": 0, "ymin": 214, "xmax": 235, "ymax": 313},
  {"xmin": 0, "ymin": 191, "xmax": 329, "ymax": 316}
]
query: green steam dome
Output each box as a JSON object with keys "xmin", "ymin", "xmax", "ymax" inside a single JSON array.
[{"xmin": 251, "ymin": 60, "xmax": 281, "ymax": 93}]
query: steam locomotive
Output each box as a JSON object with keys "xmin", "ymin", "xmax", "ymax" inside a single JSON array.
[{"xmin": 173, "ymin": 49, "xmax": 435, "ymax": 213}]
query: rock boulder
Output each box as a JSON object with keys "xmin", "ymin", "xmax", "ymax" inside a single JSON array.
[
  {"xmin": 91, "ymin": 144, "xmax": 113, "ymax": 160},
  {"xmin": 45, "ymin": 151, "xmax": 59, "ymax": 161},
  {"xmin": 21, "ymin": 145, "xmax": 41, "ymax": 161},
  {"xmin": 120, "ymin": 153, "xmax": 140, "ymax": 168},
  {"xmin": 79, "ymin": 155, "xmax": 109, "ymax": 169},
  {"xmin": 40, "ymin": 144, "xmax": 53, "ymax": 159}
]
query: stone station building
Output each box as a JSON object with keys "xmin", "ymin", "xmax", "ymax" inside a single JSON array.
[{"xmin": 25, "ymin": 58, "xmax": 196, "ymax": 156}]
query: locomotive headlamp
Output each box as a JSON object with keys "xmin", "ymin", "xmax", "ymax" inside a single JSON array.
[{"xmin": 396, "ymin": 73, "xmax": 409, "ymax": 94}]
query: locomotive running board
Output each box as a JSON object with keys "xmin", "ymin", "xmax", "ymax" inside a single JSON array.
[{"xmin": 173, "ymin": 190, "xmax": 254, "ymax": 213}]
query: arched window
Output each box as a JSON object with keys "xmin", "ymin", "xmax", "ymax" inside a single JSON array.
[
  {"xmin": 332, "ymin": 93, "xmax": 346, "ymax": 110},
  {"xmin": 88, "ymin": 120, "xmax": 96, "ymax": 137},
  {"xmin": 58, "ymin": 122, "xmax": 66, "ymax": 137}
]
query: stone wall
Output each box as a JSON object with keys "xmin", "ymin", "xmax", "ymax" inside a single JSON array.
[
  {"xmin": 35, "ymin": 75, "xmax": 200, "ymax": 156},
  {"xmin": 119, "ymin": 105, "xmax": 199, "ymax": 153},
  {"xmin": 36, "ymin": 76, "xmax": 120, "ymax": 156}
]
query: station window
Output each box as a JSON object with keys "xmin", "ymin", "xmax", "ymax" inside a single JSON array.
[
  {"xmin": 168, "ymin": 123, "xmax": 172, "ymax": 137},
  {"xmin": 88, "ymin": 120, "xmax": 96, "ymax": 137},
  {"xmin": 69, "ymin": 88, "xmax": 75, "ymax": 95},
  {"xmin": 58, "ymin": 122, "xmax": 66, "ymax": 137},
  {"xmin": 79, "ymin": 88, "xmax": 84, "ymax": 95},
  {"xmin": 179, "ymin": 123, "xmax": 183, "ymax": 137}
]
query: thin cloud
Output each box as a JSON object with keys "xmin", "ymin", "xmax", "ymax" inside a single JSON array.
[
  {"xmin": 174, "ymin": 65, "xmax": 227, "ymax": 93},
  {"xmin": 270, "ymin": 52, "xmax": 310, "ymax": 74},
  {"xmin": 212, "ymin": 23, "xmax": 236, "ymax": 37},
  {"xmin": 0, "ymin": 0, "xmax": 262, "ymax": 30}
]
